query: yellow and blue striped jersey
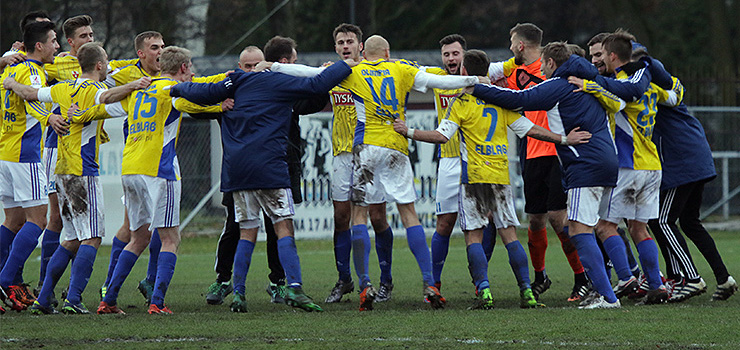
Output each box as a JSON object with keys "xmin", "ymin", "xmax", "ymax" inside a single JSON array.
[
  {"xmin": 121, "ymin": 77, "xmax": 222, "ymax": 180},
  {"xmin": 45, "ymin": 55, "xmax": 82, "ymax": 82},
  {"xmin": 329, "ymin": 85, "xmax": 356, "ymax": 155},
  {"xmin": 0, "ymin": 59, "xmax": 51, "ymax": 162},
  {"xmin": 442, "ymin": 94, "xmax": 530, "ymax": 184},
  {"xmin": 425, "ymin": 66, "xmax": 461, "ymax": 158},
  {"xmin": 339, "ymin": 59, "xmax": 420, "ymax": 155}
]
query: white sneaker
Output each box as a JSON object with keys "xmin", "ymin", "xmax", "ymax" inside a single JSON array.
[
  {"xmin": 578, "ymin": 296, "xmax": 621, "ymax": 309},
  {"xmin": 712, "ymin": 276, "xmax": 738, "ymax": 301}
]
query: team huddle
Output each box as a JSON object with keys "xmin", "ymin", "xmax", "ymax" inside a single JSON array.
[{"xmin": 0, "ymin": 11, "xmax": 736, "ymax": 316}]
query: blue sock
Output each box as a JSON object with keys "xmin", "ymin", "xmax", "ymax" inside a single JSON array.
[
  {"xmin": 333, "ymin": 229, "xmax": 352, "ymax": 282},
  {"xmin": 105, "ymin": 237, "xmax": 127, "ymax": 286},
  {"xmin": 0, "ymin": 225, "xmax": 15, "ymax": 271},
  {"xmin": 351, "ymin": 224, "xmax": 371, "ymax": 289},
  {"xmin": 375, "ymin": 226, "xmax": 394, "ymax": 284},
  {"xmin": 103, "ymin": 250, "xmax": 139, "ymax": 305},
  {"xmin": 505, "ymin": 241, "xmax": 531, "ymax": 291},
  {"xmin": 39, "ymin": 229, "xmax": 60, "ymax": 284},
  {"xmin": 0, "ymin": 222, "xmax": 42, "ymax": 287},
  {"xmin": 232, "ymin": 239, "xmax": 256, "ymax": 295},
  {"xmin": 406, "ymin": 225, "xmax": 433, "ymax": 286},
  {"xmin": 67, "ymin": 245, "xmax": 97, "ymax": 304},
  {"xmin": 36, "ymin": 246, "xmax": 73, "ymax": 307},
  {"xmin": 482, "ymin": 223, "xmax": 496, "ymax": 262},
  {"xmin": 146, "ymin": 229, "xmax": 161, "ymax": 283},
  {"xmin": 151, "ymin": 251, "xmax": 177, "ymax": 308},
  {"xmin": 431, "ymin": 232, "xmax": 450, "ymax": 285},
  {"xmin": 570, "ymin": 233, "xmax": 618, "ymax": 303},
  {"xmin": 466, "ymin": 243, "xmax": 489, "ymax": 292},
  {"xmin": 603, "ymin": 235, "xmax": 632, "ymax": 281},
  {"xmin": 618, "ymin": 227, "xmax": 641, "ymax": 277},
  {"xmin": 277, "ymin": 236, "xmax": 302, "ymax": 287},
  {"xmin": 636, "ymin": 238, "xmax": 663, "ymax": 290}
]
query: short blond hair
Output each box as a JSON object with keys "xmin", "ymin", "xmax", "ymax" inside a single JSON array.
[{"xmin": 160, "ymin": 46, "xmax": 191, "ymax": 75}]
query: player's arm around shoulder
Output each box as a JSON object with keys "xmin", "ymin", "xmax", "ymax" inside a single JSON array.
[
  {"xmin": 169, "ymin": 73, "xmax": 237, "ymax": 106},
  {"xmin": 393, "ymin": 117, "xmax": 453, "ymax": 144}
]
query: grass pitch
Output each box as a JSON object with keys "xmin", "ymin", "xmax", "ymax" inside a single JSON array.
[{"xmin": 2, "ymin": 230, "xmax": 739, "ymax": 349}]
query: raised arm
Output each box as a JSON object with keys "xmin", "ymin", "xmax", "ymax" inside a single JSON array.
[
  {"xmin": 471, "ymin": 80, "xmax": 561, "ymax": 112},
  {"xmin": 412, "ymin": 70, "xmax": 479, "ymax": 92},
  {"xmin": 169, "ymin": 74, "xmax": 236, "ymax": 105},
  {"xmin": 99, "ymin": 77, "xmax": 151, "ymax": 104}
]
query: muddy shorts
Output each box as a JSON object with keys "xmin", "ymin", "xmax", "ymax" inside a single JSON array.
[
  {"xmin": 458, "ymin": 183, "xmax": 519, "ymax": 231},
  {"xmin": 600, "ymin": 169, "xmax": 661, "ymax": 224},
  {"xmin": 233, "ymin": 188, "xmax": 295, "ymax": 229},
  {"xmin": 56, "ymin": 174, "xmax": 104, "ymax": 241},
  {"xmin": 350, "ymin": 144, "xmax": 415, "ymax": 205},
  {"xmin": 566, "ymin": 186, "xmax": 612, "ymax": 227}
]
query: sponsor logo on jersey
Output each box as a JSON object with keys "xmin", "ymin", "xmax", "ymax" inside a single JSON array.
[
  {"xmin": 438, "ymin": 94, "xmax": 457, "ymax": 109},
  {"xmin": 30, "ymin": 75, "xmax": 43, "ymax": 87},
  {"xmin": 514, "ymin": 69, "xmax": 544, "ymax": 90},
  {"xmin": 332, "ymin": 91, "xmax": 353, "ymax": 106}
]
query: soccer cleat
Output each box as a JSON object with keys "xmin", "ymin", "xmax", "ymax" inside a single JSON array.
[
  {"xmin": 520, "ymin": 288, "xmax": 546, "ymax": 309},
  {"xmin": 669, "ymin": 278, "xmax": 706, "ymax": 303},
  {"xmin": 628, "ymin": 273, "xmax": 649, "ymax": 300},
  {"xmin": 375, "ymin": 282, "xmax": 393, "ymax": 302},
  {"xmin": 531, "ymin": 276, "xmax": 552, "ymax": 299},
  {"xmin": 148, "ymin": 304, "xmax": 173, "ymax": 315},
  {"xmin": 423, "ymin": 282, "xmax": 442, "ymax": 304},
  {"xmin": 137, "ymin": 279, "xmax": 154, "ymax": 304},
  {"xmin": 325, "ymin": 279, "xmax": 354, "ymax": 303},
  {"xmin": 2, "ymin": 288, "xmax": 28, "ymax": 311},
  {"xmin": 637, "ymin": 285, "xmax": 669, "ymax": 305},
  {"xmin": 265, "ymin": 282, "xmax": 286, "ymax": 304},
  {"xmin": 206, "ymin": 281, "xmax": 233, "ymax": 305},
  {"xmin": 30, "ymin": 300, "xmax": 58, "ymax": 315},
  {"xmin": 568, "ymin": 280, "xmax": 591, "ymax": 302},
  {"xmin": 230, "ymin": 293, "xmax": 247, "ymax": 313},
  {"xmin": 359, "ymin": 285, "xmax": 377, "ymax": 311},
  {"xmin": 61, "ymin": 299, "xmax": 90, "ymax": 314},
  {"xmin": 0, "ymin": 305, "xmax": 5, "ymax": 314},
  {"xmin": 468, "ymin": 287, "xmax": 494, "ymax": 310},
  {"xmin": 285, "ymin": 287, "xmax": 323, "ymax": 312},
  {"xmin": 613, "ymin": 276, "xmax": 638, "ymax": 298},
  {"xmin": 579, "ymin": 290, "xmax": 601, "ymax": 307},
  {"xmin": 578, "ymin": 295, "xmax": 621, "ymax": 309},
  {"xmin": 712, "ymin": 276, "xmax": 738, "ymax": 301},
  {"xmin": 97, "ymin": 301, "xmax": 126, "ymax": 314},
  {"xmin": 10, "ymin": 284, "xmax": 36, "ymax": 306},
  {"xmin": 423, "ymin": 284, "xmax": 446, "ymax": 309}
]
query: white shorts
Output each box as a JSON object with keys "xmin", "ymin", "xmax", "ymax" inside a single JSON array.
[
  {"xmin": 122, "ymin": 175, "xmax": 181, "ymax": 231},
  {"xmin": 43, "ymin": 147, "xmax": 57, "ymax": 194},
  {"xmin": 351, "ymin": 144, "xmax": 416, "ymax": 205},
  {"xmin": 436, "ymin": 157, "xmax": 460, "ymax": 215},
  {"xmin": 331, "ymin": 152, "xmax": 353, "ymax": 202},
  {"xmin": 601, "ymin": 169, "xmax": 661, "ymax": 223},
  {"xmin": 458, "ymin": 183, "xmax": 520, "ymax": 231},
  {"xmin": 0, "ymin": 160, "xmax": 48, "ymax": 208},
  {"xmin": 56, "ymin": 175, "xmax": 104, "ymax": 241},
  {"xmin": 566, "ymin": 186, "xmax": 612, "ymax": 227},
  {"xmin": 233, "ymin": 188, "xmax": 295, "ymax": 229}
]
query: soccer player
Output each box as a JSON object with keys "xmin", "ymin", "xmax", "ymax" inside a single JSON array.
[
  {"xmin": 569, "ymin": 30, "xmax": 679, "ymax": 305},
  {"xmin": 5, "ymin": 42, "xmax": 150, "ymax": 314},
  {"xmin": 0, "ymin": 21, "xmax": 64, "ymax": 312},
  {"xmin": 93, "ymin": 46, "xmax": 226, "ymax": 315},
  {"xmin": 469, "ymin": 42, "xmax": 623, "ymax": 309},
  {"xmin": 325, "ymin": 23, "xmax": 395, "ymax": 304},
  {"xmin": 169, "ymin": 36, "xmax": 358, "ymax": 313},
  {"xmin": 394, "ymin": 49, "xmax": 591, "ymax": 309}
]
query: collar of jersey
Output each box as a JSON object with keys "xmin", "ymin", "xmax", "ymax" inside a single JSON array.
[
  {"xmin": 135, "ymin": 60, "xmax": 155, "ymax": 77},
  {"xmin": 12, "ymin": 58, "xmax": 43, "ymax": 67},
  {"xmin": 360, "ymin": 59, "xmax": 388, "ymax": 67}
]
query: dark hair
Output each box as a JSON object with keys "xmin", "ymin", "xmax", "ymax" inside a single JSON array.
[
  {"xmin": 134, "ymin": 31, "xmax": 162, "ymax": 51},
  {"xmin": 63, "ymin": 15, "xmax": 92, "ymax": 39},
  {"xmin": 77, "ymin": 42, "xmax": 105, "ymax": 73},
  {"xmin": 23, "ymin": 21, "xmax": 56, "ymax": 54},
  {"xmin": 510, "ymin": 23, "xmax": 543, "ymax": 46},
  {"xmin": 631, "ymin": 47, "xmax": 649, "ymax": 62},
  {"xmin": 541, "ymin": 41, "xmax": 571, "ymax": 67},
  {"xmin": 568, "ymin": 43, "xmax": 586, "ymax": 58},
  {"xmin": 264, "ymin": 36, "xmax": 297, "ymax": 62},
  {"xmin": 462, "ymin": 49, "xmax": 489, "ymax": 76},
  {"xmin": 439, "ymin": 34, "xmax": 467, "ymax": 50},
  {"xmin": 20, "ymin": 11, "xmax": 50, "ymax": 33},
  {"xmin": 587, "ymin": 32, "xmax": 610, "ymax": 47},
  {"xmin": 333, "ymin": 23, "xmax": 362, "ymax": 43},
  {"xmin": 602, "ymin": 29, "xmax": 635, "ymax": 62}
]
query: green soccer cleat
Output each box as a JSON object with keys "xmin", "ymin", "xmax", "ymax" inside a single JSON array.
[
  {"xmin": 206, "ymin": 281, "xmax": 233, "ymax": 305},
  {"xmin": 137, "ymin": 279, "xmax": 154, "ymax": 304},
  {"xmin": 230, "ymin": 293, "xmax": 247, "ymax": 313},
  {"xmin": 61, "ymin": 299, "xmax": 90, "ymax": 314},
  {"xmin": 520, "ymin": 288, "xmax": 546, "ymax": 309},
  {"xmin": 29, "ymin": 300, "xmax": 58, "ymax": 315},
  {"xmin": 285, "ymin": 287, "xmax": 323, "ymax": 312},
  {"xmin": 265, "ymin": 282, "xmax": 286, "ymax": 304},
  {"xmin": 469, "ymin": 287, "xmax": 494, "ymax": 310}
]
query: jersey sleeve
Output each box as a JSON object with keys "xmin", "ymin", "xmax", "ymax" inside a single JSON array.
[
  {"xmin": 654, "ymin": 83, "xmax": 680, "ymax": 107},
  {"xmin": 507, "ymin": 113, "xmax": 534, "ymax": 138},
  {"xmin": 172, "ymin": 97, "xmax": 222, "ymax": 114},
  {"xmin": 16, "ymin": 67, "xmax": 51, "ymax": 124},
  {"xmin": 592, "ymin": 67, "xmax": 652, "ymax": 102},
  {"xmin": 487, "ymin": 57, "xmax": 517, "ymax": 81},
  {"xmin": 471, "ymin": 80, "xmax": 561, "ymax": 112},
  {"xmin": 582, "ymin": 79, "xmax": 626, "ymax": 114},
  {"xmin": 193, "ymin": 73, "xmax": 228, "ymax": 83},
  {"xmin": 271, "ymin": 63, "xmax": 326, "ymax": 77},
  {"xmin": 169, "ymin": 76, "xmax": 234, "ymax": 105},
  {"xmin": 435, "ymin": 118, "xmax": 459, "ymax": 140},
  {"xmin": 37, "ymin": 87, "xmax": 53, "ymax": 103},
  {"xmin": 44, "ymin": 58, "xmax": 60, "ymax": 81},
  {"xmin": 108, "ymin": 58, "xmax": 138, "ymax": 71},
  {"xmin": 412, "ymin": 70, "xmax": 477, "ymax": 93}
]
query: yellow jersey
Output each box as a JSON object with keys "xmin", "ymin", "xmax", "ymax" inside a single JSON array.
[
  {"xmin": 121, "ymin": 77, "xmax": 221, "ymax": 180},
  {"xmin": 329, "ymin": 85, "xmax": 356, "ymax": 155},
  {"xmin": 0, "ymin": 59, "xmax": 51, "ymax": 162},
  {"xmin": 424, "ymin": 66, "xmax": 462, "ymax": 158},
  {"xmin": 45, "ymin": 55, "xmax": 82, "ymax": 82},
  {"xmin": 441, "ymin": 94, "xmax": 532, "ymax": 184}
]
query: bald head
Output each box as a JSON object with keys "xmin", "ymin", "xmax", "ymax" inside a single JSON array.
[
  {"xmin": 239, "ymin": 46, "xmax": 264, "ymax": 72},
  {"xmin": 363, "ymin": 35, "xmax": 390, "ymax": 60}
]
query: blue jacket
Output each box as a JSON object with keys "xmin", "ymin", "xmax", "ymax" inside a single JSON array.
[
  {"xmin": 472, "ymin": 55, "xmax": 618, "ymax": 189},
  {"xmin": 169, "ymin": 61, "xmax": 351, "ymax": 192},
  {"xmin": 644, "ymin": 57, "xmax": 716, "ymax": 190}
]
